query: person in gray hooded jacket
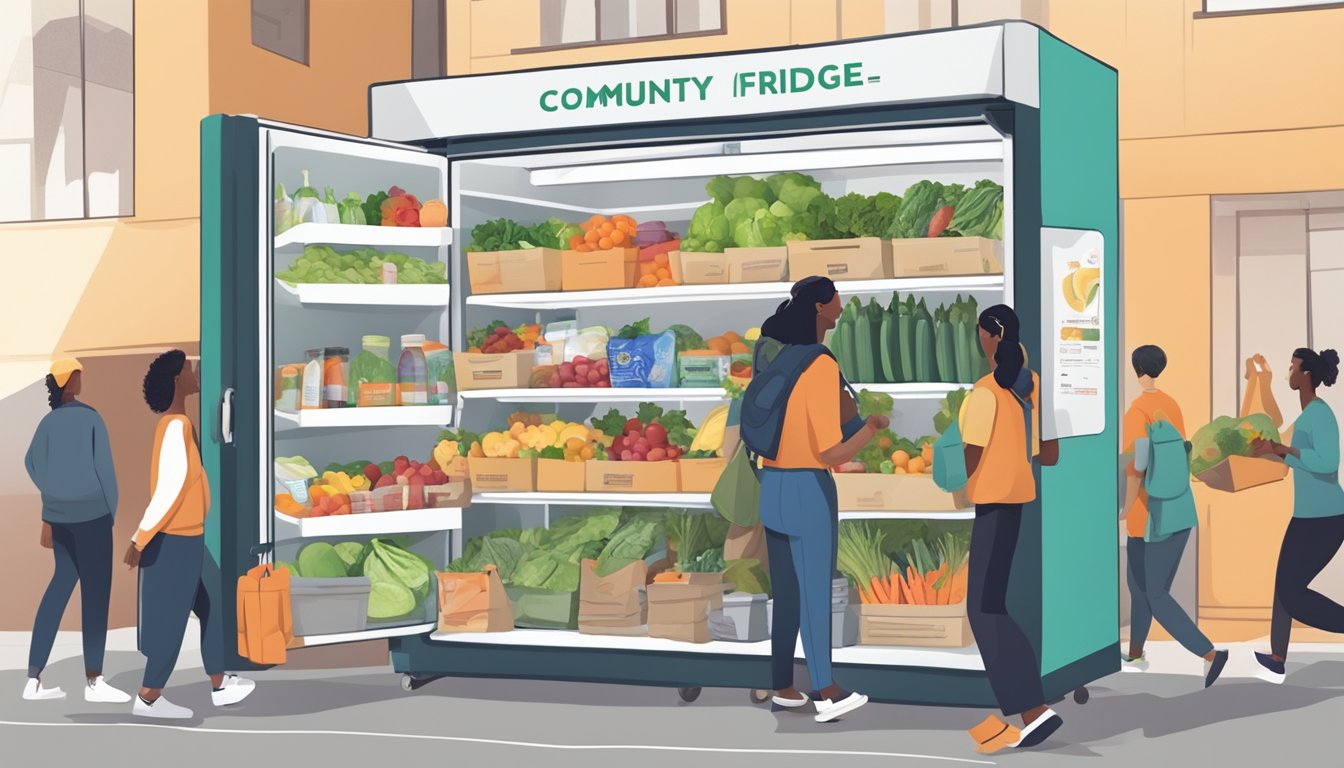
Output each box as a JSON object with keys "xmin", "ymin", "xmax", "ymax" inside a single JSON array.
[{"xmin": 22, "ymin": 358, "xmax": 130, "ymax": 704}]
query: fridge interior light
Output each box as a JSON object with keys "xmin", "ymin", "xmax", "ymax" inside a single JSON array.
[{"xmin": 528, "ymin": 141, "xmax": 1004, "ymax": 187}]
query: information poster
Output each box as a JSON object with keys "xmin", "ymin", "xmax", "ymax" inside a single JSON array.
[{"xmin": 1040, "ymin": 228, "xmax": 1106, "ymax": 440}]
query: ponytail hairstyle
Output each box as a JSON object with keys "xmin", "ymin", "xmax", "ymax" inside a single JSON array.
[
  {"xmin": 978, "ymin": 304, "xmax": 1025, "ymax": 390},
  {"xmin": 1294, "ymin": 347, "xmax": 1340, "ymax": 388},
  {"xmin": 45, "ymin": 375, "xmax": 64, "ymax": 410},
  {"xmin": 761, "ymin": 276, "xmax": 839, "ymax": 345}
]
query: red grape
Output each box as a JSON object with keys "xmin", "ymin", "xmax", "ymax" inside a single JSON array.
[
  {"xmin": 621, "ymin": 449, "xmax": 634, "ymax": 462},
  {"xmin": 647, "ymin": 447, "xmax": 667, "ymax": 462}
]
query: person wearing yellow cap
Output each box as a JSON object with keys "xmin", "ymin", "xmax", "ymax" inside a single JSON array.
[{"xmin": 22, "ymin": 359, "xmax": 130, "ymax": 704}]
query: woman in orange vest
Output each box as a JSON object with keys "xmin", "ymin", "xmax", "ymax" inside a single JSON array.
[
  {"xmin": 123, "ymin": 350, "xmax": 255, "ymax": 719},
  {"xmin": 959, "ymin": 305, "xmax": 1060, "ymax": 753}
]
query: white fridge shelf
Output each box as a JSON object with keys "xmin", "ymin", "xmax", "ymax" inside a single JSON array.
[
  {"xmin": 274, "ymin": 507, "xmax": 463, "ymax": 538},
  {"xmin": 274, "ymin": 223, "xmax": 453, "ymax": 251},
  {"xmin": 274, "ymin": 406, "xmax": 454, "ymax": 430},
  {"xmin": 428, "ymin": 629, "xmax": 984, "ymax": 670},
  {"xmin": 296, "ymin": 623, "xmax": 437, "ymax": 649},
  {"xmin": 839, "ymin": 510, "xmax": 975, "ymax": 521},
  {"xmin": 471, "ymin": 492, "xmax": 713, "ymax": 509},
  {"xmin": 275, "ymin": 279, "xmax": 451, "ymax": 307},
  {"xmin": 456, "ymin": 382, "xmax": 967, "ymax": 405},
  {"xmin": 465, "ymin": 276, "xmax": 1004, "ymax": 310}
]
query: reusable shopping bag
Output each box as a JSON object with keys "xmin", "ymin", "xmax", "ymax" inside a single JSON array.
[
  {"xmin": 932, "ymin": 422, "xmax": 969, "ymax": 492},
  {"xmin": 236, "ymin": 562, "xmax": 293, "ymax": 665},
  {"xmin": 712, "ymin": 445, "xmax": 760, "ymax": 527},
  {"xmin": 437, "ymin": 565, "xmax": 512, "ymax": 633}
]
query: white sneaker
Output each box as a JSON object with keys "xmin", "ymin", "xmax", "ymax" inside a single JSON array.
[
  {"xmin": 211, "ymin": 675, "xmax": 255, "ymax": 707},
  {"xmin": 133, "ymin": 695, "xmax": 193, "ymax": 719},
  {"xmin": 22, "ymin": 678, "xmax": 65, "ymax": 701},
  {"xmin": 85, "ymin": 676, "xmax": 132, "ymax": 704},
  {"xmin": 1120, "ymin": 653, "xmax": 1149, "ymax": 673},
  {"xmin": 814, "ymin": 691, "xmax": 868, "ymax": 723},
  {"xmin": 772, "ymin": 692, "xmax": 811, "ymax": 709}
]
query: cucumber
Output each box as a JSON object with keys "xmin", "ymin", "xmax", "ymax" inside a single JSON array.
[
  {"xmin": 855, "ymin": 299, "xmax": 876, "ymax": 383},
  {"xmin": 915, "ymin": 298, "xmax": 935, "ymax": 382},
  {"xmin": 899, "ymin": 294, "xmax": 916, "ymax": 382},
  {"xmin": 936, "ymin": 307, "xmax": 957, "ymax": 383},
  {"xmin": 880, "ymin": 294, "xmax": 902, "ymax": 383},
  {"xmin": 837, "ymin": 301, "xmax": 858, "ymax": 379},
  {"xmin": 952, "ymin": 296, "xmax": 972, "ymax": 383},
  {"xmin": 868, "ymin": 299, "xmax": 886, "ymax": 383}
]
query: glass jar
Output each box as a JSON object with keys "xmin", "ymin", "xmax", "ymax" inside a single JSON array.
[{"xmin": 322, "ymin": 346, "xmax": 350, "ymax": 408}]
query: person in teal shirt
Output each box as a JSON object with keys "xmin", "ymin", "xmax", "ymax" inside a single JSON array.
[{"xmin": 1251, "ymin": 347, "xmax": 1344, "ymax": 683}]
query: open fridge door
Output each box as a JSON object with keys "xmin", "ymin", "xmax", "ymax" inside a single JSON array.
[{"xmin": 202, "ymin": 116, "xmax": 457, "ymax": 663}]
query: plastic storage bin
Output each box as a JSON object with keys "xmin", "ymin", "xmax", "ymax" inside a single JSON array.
[
  {"xmin": 710, "ymin": 592, "xmax": 769, "ymax": 642},
  {"xmin": 290, "ymin": 576, "xmax": 371, "ymax": 637}
]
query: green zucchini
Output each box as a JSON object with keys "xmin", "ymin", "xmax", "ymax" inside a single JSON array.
[
  {"xmin": 880, "ymin": 293, "xmax": 902, "ymax": 383},
  {"xmin": 899, "ymin": 294, "xmax": 916, "ymax": 382},
  {"xmin": 936, "ymin": 306, "xmax": 957, "ymax": 383},
  {"xmin": 915, "ymin": 298, "xmax": 935, "ymax": 382},
  {"xmin": 868, "ymin": 299, "xmax": 886, "ymax": 383},
  {"xmin": 855, "ymin": 299, "xmax": 876, "ymax": 383}
]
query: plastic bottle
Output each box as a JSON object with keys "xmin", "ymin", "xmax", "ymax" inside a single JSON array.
[
  {"xmin": 422, "ymin": 341, "xmax": 453, "ymax": 405},
  {"xmin": 397, "ymin": 334, "xmax": 429, "ymax": 406},
  {"xmin": 322, "ymin": 346, "xmax": 349, "ymax": 408},
  {"xmin": 301, "ymin": 349, "xmax": 324, "ymax": 410},
  {"xmin": 362, "ymin": 335, "xmax": 391, "ymax": 361}
]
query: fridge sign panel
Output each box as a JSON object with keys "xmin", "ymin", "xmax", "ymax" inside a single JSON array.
[
  {"xmin": 1040, "ymin": 228, "xmax": 1105, "ymax": 441},
  {"xmin": 370, "ymin": 24, "xmax": 1042, "ymax": 141}
]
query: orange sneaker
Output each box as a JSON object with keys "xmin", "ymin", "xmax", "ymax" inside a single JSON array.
[{"xmin": 968, "ymin": 715, "xmax": 1022, "ymax": 754}]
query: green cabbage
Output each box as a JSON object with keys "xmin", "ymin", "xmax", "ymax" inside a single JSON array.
[{"xmin": 594, "ymin": 519, "xmax": 661, "ymax": 577}]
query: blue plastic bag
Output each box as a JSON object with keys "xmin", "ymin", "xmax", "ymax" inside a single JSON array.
[{"xmin": 609, "ymin": 330, "xmax": 677, "ymax": 388}]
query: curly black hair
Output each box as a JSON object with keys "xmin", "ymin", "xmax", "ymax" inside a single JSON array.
[
  {"xmin": 143, "ymin": 349, "xmax": 187, "ymax": 413},
  {"xmin": 45, "ymin": 374, "xmax": 65, "ymax": 411}
]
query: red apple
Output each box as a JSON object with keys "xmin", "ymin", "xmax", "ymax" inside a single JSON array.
[{"xmin": 645, "ymin": 423, "xmax": 668, "ymax": 447}]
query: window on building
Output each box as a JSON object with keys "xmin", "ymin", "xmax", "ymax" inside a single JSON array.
[
  {"xmin": 532, "ymin": 0, "xmax": 725, "ymax": 51},
  {"xmin": 251, "ymin": 0, "xmax": 308, "ymax": 65},
  {"xmin": 0, "ymin": 0, "xmax": 133, "ymax": 223},
  {"xmin": 412, "ymin": 0, "xmax": 446, "ymax": 79},
  {"xmin": 1235, "ymin": 209, "xmax": 1344, "ymax": 422},
  {"xmin": 1202, "ymin": 0, "xmax": 1343, "ymax": 16}
]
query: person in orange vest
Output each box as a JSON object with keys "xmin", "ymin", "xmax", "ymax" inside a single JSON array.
[{"xmin": 124, "ymin": 350, "xmax": 255, "ymax": 719}]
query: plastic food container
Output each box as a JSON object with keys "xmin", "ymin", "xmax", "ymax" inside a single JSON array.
[
  {"xmin": 709, "ymin": 592, "xmax": 769, "ymax": 642},
  {"xmin": 362, "ymin": 335, "xmax": 391, "ymax": 361},
  {"xmin": 290, "ymin": 576, "xmax": 371, "ymax": 636}
]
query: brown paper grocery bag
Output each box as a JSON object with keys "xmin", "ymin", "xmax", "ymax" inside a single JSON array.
[
  {"xmin": 437, "ymin": 565, "xmax": 512, "ymax": 633},
  {"xmin": 724, "ymin": 522, "xmax": 769, "ymax": 570}
]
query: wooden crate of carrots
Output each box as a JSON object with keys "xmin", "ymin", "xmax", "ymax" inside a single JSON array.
[{"xmin": 839, "ymin": 527, "xmax": 973, "ymax": 648}]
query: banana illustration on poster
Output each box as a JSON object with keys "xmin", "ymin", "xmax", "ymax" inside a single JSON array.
[{"xmin": 1041, "ymin": 228, "xmax": 1106, "ymax": 440}]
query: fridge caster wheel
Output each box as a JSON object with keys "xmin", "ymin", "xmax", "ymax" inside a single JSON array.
[
  {"xmin": 401, "ymin": 674, "xmax": 440, "ymax": 692},
  {"xmin": 1073, "ymin": 687, "xmax": 1090, "ymax": 705},
  {"xmin": 750, "ymin": 689, "xmax": 771, "ymax": 704},
  {"xmin": 678, "ymin": 687, "xmax": 702, "ymax": 703}
]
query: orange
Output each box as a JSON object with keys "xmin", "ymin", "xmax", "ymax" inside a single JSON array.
[
  {"xmin": 611, "ymin": 229, "xmax": 627, "ymax": 245},
  {"xmin": 723, "ymin": 331, "xmax": 742, "ymax": 343},
  {"xmin": 638, "ymin": 275, "xmax": 658, "ymax": 288},
  {"xmin": 908, "ymin": 456, "xmax": 926, "ymax": 474},
  {"xmin": 599, "ymin": 237, "xmax": 613, "ymax": 249},
  {"xmin": 654, "ymin": 251, "xmax": 670, "ymax": 266},
  {"xmin": 891, "ymin": 450, "xmax": 910, "ymax": 468},
  {"xmin": 708, "ymin": 338, "xmax": 731, "ymax": 354},
  {"xmin": 730, "ymin": 342, "xmax": 750, "ymax": 354},
  {"xmin": 657, "ymin": 278, "xmax": 677, "ymax": 287},
  {"xmin": 655, "ymin": 267, "xmax": 671, "ymax": 280}
]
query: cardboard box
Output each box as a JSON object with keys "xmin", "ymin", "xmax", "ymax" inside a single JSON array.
[
  {"xmin": 890, "ymin": 237, "xmax": 1004, "ymax": 278},
  {"xmin": 536, "ymin": 458, "xmax": 585, "ymax": 493},
  {"xmin": 858, "ymin": 603, "xmax": 972, "ymax": 648},
  {"xmin": 466, "ymin": 248, "xmax": 562, "ymax": 294},
  {"xmin": 726, "ymin": 247, "xmax": 788, "ymax": 283},
  {"xmin": 833, "ymin": 473, "xmax": 970, "ymax": 512},
  {"xmin": 677, "ymin": 353, "xmax": 731, "ymax": 387},
  {"xmin": 1195, "ymin": 454, "xmax": 1289, "ymax": 493},
  {"xmin": 454, "ymin": 350, "xmax": 533, "ymax": 392},
  {"xmin": 669, "ymin": 248, "xmax": 788, "ymax": 285},
  {"xmin": 562, "ymin": 247, "xmax": 637, "ymax": 291},
  {"xmin": 787, "ymin": 238, "xmax": 892, "ymax": 282},
  {"xmin": 586, "ymin": 460, "xmax": 679, "ymax": 493},
  {"xmin": 678, "ymin": 458, "xmax": 727, "ymax": 493},
  {"xmin": 425, "ymin": 479, "xmax": 471, "ymax": 508},
  {"xmin": 468, "ymin": 457, "xmax": 535, "ymax": 492},
  {"xmin": 670, "ymin": 250, "xmax": 728, "ymax": 285}
]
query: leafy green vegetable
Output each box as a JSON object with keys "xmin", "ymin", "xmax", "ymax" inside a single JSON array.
[
  {"xmin": 887, "ymin": 180, "xmax": 944, "ymax": 239},
  {"xmin": 722, "ymin": 376, "xmax": 745, "ymax": 401},
  {"xmin": 1190, "ymin": 414, "xmax": 1280, "ymax": 475},
  {"xmin": 527, "ymin": 217, "xmax": 584, "ymax": 250},
  {"xmin": 362, "ymin": 191, "xmax": 388, "ymax": 226},
  {"xmin": 665, "ymin": 324, "xmax": 706, "ymax": 353},
  {"xmin": 298, "ymin": 542, "xmax": 347, "ymax": 578},
  {"xmin": 933, "ymin": 388, "xmax": 970, "ymax": 435},
  {"xmin": 368, "ymin": 581, "xmax": 417, "ymax": 621},
  {"xmin": 667, "ymin": 511, "xmax": 728, "ymax": 566},
  {"xmin": 616, "ymin": 318, "xmax": 652, "ymax": 340},
  {"xmin": 466, "ymin": 218, "xmax": 541, "ymax": 252},
  {"xmin": 511, "ymin": 549, "xmax": 580, "ymax": 591},
  {"xmin": 679, "ymin": 547, "xmax": 726, "ymax": 573},
  {"xmin": 683, "ymin": 201, "xmax": 731, "ymax": 253},
  {"xmin": 857, "ymin": 389, "xmax": 894, "ymax": 420},
  {"xmin": 723, "ymin": 558, "xmax": 771, "ymax": 596},
  {"xmin": 706, "ymin": 176, "xmax": 736, "ymax": 206},
  {"xmin": 591, "ymin": 408, "xmax": 627, "ymax": 439},
  {"xmin": 594, "ymin": 518, "xmax": 661, "ymax": 577},
  {"xmin": 277, "ymin": 244, "xmax": 446, "ymax": 285},
  {"xmin": 949, "ymin": 180, "xmax": 1005, "ymax": 240}
]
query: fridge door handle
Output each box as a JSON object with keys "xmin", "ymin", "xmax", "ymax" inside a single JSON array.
[{"xmin": 220, "ymin": 387, "xmax": 236, "ymax": 445}]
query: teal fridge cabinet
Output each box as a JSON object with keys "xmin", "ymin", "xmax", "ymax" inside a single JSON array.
[{"xmin": 201, "ymin": 22, "xmax": 1118, "ymax": 706}]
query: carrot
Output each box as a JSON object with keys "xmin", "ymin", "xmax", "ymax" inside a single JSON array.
[
  {"xmin": 870, "ymin": 576, "xmax": 889, "ymax": 604},
  {"xmin": 906, "ymin": 565, "xmax": 923, "ymax": 605},
  {"xmin": 951, "ymin": 561, "xmax": 968, "ymax": 604},
  {"xmin": 857, "ymin": 585, "xmax": 871, "ymax": 605},
  {"xmin": 926, "ymin": 568, "xmax": 940, "ymax": 605},
  {"xmin": 886, "ymin": 576, "xmax": 901, "ymax": 605}
]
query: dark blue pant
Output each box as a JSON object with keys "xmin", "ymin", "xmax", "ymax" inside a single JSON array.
[
  {"xmin": 1271, "ymin": 515, "xmax": 1344, "ymax": 658},
  {"xmin": 1127, "ymin": 531, "xmax": 1213, "ymax": 657},
  {"xmin": 28, "ymin": 515, "xmax": 113, "ymax": 678},
  {"xmin": 968, "ymin": 504, "xmax": 1045, "ymax": 717},
  {"xmin": 138, "ymin": 534, "xmax": 224, "ymax": 689},
  {"xmin": 761, "ymin": 468, "xmax": 838, "ymax": 691}
]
